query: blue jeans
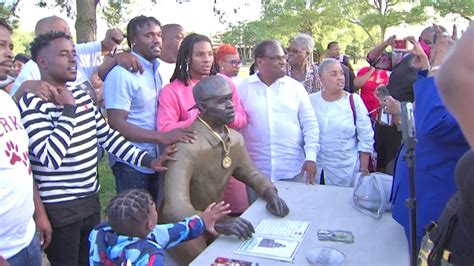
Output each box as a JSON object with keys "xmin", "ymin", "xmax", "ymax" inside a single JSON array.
[
  {"xmin": 7, "ymin": 233, "xmax": 41, "ymax": 266},
  {"xmin": 111, "ymin": 162, "xmax": 163, "ymax": 206}
]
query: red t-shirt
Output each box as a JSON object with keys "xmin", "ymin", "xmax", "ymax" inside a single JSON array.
[{"xmin": 357, "ymin": 67, "xmax": 389, "ymax": 120}]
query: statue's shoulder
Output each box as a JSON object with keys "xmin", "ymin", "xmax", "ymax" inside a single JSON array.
[{"xmin": 229, "ymin": 128, "xmax": 246, "ymax": 147}]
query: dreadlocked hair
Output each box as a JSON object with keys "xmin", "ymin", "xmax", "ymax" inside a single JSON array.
[
  {"xmin": 170, "ymin": 33, "xmax": 217, "ymax": 86},
  {"xmin": 126, "ymin": 15, "xmax": 161, "ymax": 49},
  {"xmin": 30, "ymin": 31, "xmax": 71, "ymax": 62},
  {"xmin": 106, "ymin": 189, "xmax": 154, "ymax": 237}
]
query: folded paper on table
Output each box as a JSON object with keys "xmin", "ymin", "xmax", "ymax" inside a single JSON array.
[{"xmin": 233, "ymin": 219, "xmax": 310, "ymax": 262}]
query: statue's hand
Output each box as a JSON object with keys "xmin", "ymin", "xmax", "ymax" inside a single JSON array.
[
  {"xmin": 263, "ymin": 187, "xmax": 290, "ymax": 217},
  {"xmin": 214, "ymin": 217, "xmax": 255, "ymax": 239}
]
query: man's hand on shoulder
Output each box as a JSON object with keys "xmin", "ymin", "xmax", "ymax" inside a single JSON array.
[
  {"xmin": 15, "ymin": 80, "xmax": 57, "ymax": 103},
  {"xmin": 158, "ymin": 128, "xmax": 197, "ymax": 145},
  {"xmin": 116, "ymin": 52, "xmax": 144, "ymax": 74},
  {"xmin": 150, "ymin": 144, "xmax": 178, "ymax": 171},
  {"xmin": 262, "ymin": 187, "xmax": 289, "ymax": 217},
  {"xmin": 214, "ymin": 217, "xmax": 255, "ymax": 240},
  {"xmin": 53, "ymin": 87, "xmax": 76, "ymax": 107}
]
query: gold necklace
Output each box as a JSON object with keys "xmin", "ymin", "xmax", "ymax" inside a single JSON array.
[{"xmin": 196, "ymin": 116, "xmax": 232, "ymax": 168}]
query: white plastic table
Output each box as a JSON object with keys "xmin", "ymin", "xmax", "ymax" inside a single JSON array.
[{"xmin": 191, "ymin": 181, "xmax": 409, "ymax": 265}]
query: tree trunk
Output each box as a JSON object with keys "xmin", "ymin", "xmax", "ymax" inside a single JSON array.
[
  {"xmin": 75, "ymin": 0, "xmax": 96, "ymax": 43},
  {"xmin": 380, "ymin": 26, "xmax": 386, "ymax": 43}
]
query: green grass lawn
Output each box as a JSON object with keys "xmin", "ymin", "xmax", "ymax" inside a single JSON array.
[{"xmin": 97, "ymin": 156, "xmax": 115, "ymax": 218}]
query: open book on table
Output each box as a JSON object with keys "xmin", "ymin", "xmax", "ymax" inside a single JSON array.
[{"xmin": 233, "ymin": 219, "xmax": 310, "ymax": 262}]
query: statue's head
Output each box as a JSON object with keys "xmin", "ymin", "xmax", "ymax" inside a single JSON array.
[{"xmin": 191, "ymin": 75, "xmax": 235, "ymax": 126}]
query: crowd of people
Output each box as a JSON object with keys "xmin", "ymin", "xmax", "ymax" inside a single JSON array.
[{"xmin": 0, "ymin": 13, "xmax": 472, "ymax": 266}]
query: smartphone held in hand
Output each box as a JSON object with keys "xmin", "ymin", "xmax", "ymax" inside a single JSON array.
[
  {"xmin": 393, "ymin": 39, "xmax": 407, "ymax": 51},
  {"xmin": 375, "ymin": 85, "xmax": 390, "ymax": 99},
  {"xmin": 378, "ymin": 110, "xmax": 392, "ymax": 126}
]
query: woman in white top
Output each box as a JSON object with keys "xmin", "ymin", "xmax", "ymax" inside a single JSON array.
[{"xmin": 310, "ymin": 58, "xmax": 374, "ymax": 187}]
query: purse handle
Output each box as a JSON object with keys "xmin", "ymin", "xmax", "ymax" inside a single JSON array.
[{"xmin": 353, "ymin": 173, "xmax": 387, "ymax": 219}]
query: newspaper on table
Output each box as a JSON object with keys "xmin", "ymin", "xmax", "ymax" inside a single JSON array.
[{"xmin": 234, "ymin": 219, "xmax": 310, "ymax": 262}]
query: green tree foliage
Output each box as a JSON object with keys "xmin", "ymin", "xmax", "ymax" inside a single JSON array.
[
  {"xmin": 220, "ymin": 0, "xmax": 448, "ymax": 63},
  {"xmin": 12, "ymin": 29, "xmax": 34, "ymax": 55},
  {"xmin": 0, "ymin": 1, "xmax": 20, "ymax": 29},
  {"xmin": 38, "ymin": 0, "xmax": 74, "ymax": 17},
  {"xmin": 219, "ymin": 0, "xmax": 380, "ymax": 63},
  {"xmin": 424, "ymin": 0, "xmax": 473, "ymax": 21},
  {"xmin": 100, "ymin": 0, "xmax": 134, "ymax": 28},
  {"xmin": 219, "ymin": 0, "xmax": 349, "ymax": 61},
  {"xmin": 340, "ymin": 0, "xmax": 428, "ymax": 43}
]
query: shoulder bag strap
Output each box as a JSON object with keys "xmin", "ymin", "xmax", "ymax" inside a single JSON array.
[{"xmin": 349, "ymin": 93, "xmax": 356, "ymax": 125}]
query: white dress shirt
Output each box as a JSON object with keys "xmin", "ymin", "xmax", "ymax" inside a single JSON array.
[
  {"xmin": 157, "ymin": 59, "xmax": 175, "ymax": 87},
  {"xmin": 238, "ymin": 74, "xmax": 319, "ymax": 182},
  {"xmin": 310, "ymin": 92, "xmax": 374, "ymax": 187}
]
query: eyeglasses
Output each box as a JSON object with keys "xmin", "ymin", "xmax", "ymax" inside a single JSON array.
[
  {"xmin": 223, "ymin": 60, "xmax": 241, "ymax": 67},
  {"xmin": 264, "ymin": 54, "xmax": 288, "ymax": 62},
  {"xmin": 287, "ymin": 48, "xmax": 306, "ymax": 54}
]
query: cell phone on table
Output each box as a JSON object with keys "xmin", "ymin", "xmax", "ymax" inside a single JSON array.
[{"xmin": 393, "ymin": 39, "xmax": 407, "ymax": 50}]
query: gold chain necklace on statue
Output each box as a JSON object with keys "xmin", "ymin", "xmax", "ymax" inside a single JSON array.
[{"xmin": 196, "ymin": 116, "xmax": 232, "ymax": 168}]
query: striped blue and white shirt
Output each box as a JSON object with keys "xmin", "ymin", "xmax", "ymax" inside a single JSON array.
[{"xmin": 19, "ymin": 85, "xmax": 153, "ymax": 203}]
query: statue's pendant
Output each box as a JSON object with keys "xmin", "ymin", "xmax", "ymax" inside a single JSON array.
[{"xmin": 222, "ymin": 155, "xmax": 232, "ymax": 169}]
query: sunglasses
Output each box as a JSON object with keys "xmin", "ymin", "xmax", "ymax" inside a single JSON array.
[{"xmin": 223, "ymin": 60, "xmax": 241, "ymax": 67}]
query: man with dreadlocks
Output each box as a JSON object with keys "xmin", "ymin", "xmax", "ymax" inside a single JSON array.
[
  {"xmin": 160, "ymin": 75, "xmax": 289, "ymax": 264},
  {"xmin": 89, "ymin": 189, "xmax": 231, "ymax": 265},
  {"xmin": 18, "ymin": 31, "xmax": 176, "ymax": 266},
  {"xmin": 103, "ymin": 16, "xmax": 196, "ymax": 205},
  {"xmin": 157, "ymin": 33, "xmax": 250, "ymax": 216}
]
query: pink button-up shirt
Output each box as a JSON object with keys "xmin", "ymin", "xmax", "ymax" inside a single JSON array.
[{"xmin": 157, "ymin": 74, "xmax": 248, "ymax": 132}]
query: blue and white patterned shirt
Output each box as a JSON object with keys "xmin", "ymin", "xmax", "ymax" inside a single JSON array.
[{"xmin": 89, "ymin": 215, "xmax": 204, "ymax": 266}]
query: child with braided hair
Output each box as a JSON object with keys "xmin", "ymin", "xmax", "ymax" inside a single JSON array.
[{"xmin": 88, "ymin": 189, "xmax": 230, "ymax": 265}]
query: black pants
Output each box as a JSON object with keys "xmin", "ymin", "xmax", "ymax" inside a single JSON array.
[
  {"xmin": 374, "ymin": 123, "xmax": 402, "ymax": 174},
  {"xmin": 44, "ymin": 195, "xmax": 101, "ymax": 266},
  {"xmin": 45, "ymin": 211, "xmax": 100, "ymax": 266}
]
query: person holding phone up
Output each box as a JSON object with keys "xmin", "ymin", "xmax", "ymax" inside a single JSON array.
[
  {"xmin": 366, "ymin": 26, "xmax": 441, "ymax": 174},
  {"xmin": 384, "ymin": 25, "xmax": 470, "ymax": 253}
]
